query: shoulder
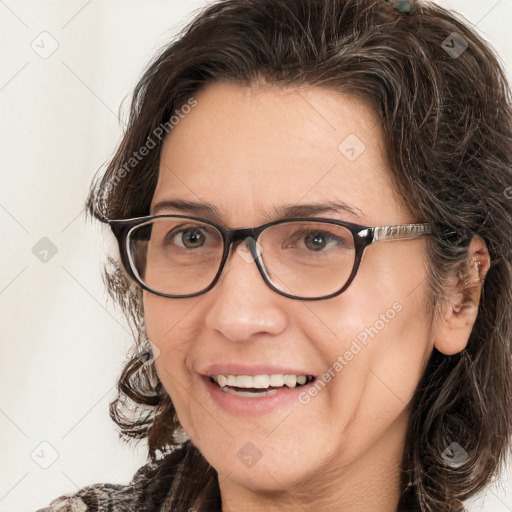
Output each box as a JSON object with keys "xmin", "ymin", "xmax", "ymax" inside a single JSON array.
[
  {"xmin": 35, "ymin": 458, "xmax": 165, "ymax": 512},
  {"xmin": 36, "ymin": 445, "xmax": 216, "ymax": 512},
  {"xmin": 35, "ymin": 483, "xmax": 122, "ymax": 512}
]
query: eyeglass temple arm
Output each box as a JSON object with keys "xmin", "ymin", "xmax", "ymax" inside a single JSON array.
[{"xmin": 369, "ymin": 223, "xmax": 432, "ymax": 242}]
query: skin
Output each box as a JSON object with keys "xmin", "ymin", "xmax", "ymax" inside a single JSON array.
[{"xmin": 143, "ymin": 82, "xmax": 489, "ymax": 511}]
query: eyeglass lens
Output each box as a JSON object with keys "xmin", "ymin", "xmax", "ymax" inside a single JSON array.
[{"xmin": 127, "ymin": 217, "xmax": 356, "ymax": 298}]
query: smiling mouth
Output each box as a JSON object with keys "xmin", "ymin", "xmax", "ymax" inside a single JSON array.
[{"xmin": 209, "ymin": 373, "xmax": 316, "ymax": 397}]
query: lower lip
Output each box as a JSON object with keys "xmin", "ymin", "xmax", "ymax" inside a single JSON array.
[{"xmin": 201, "ymin": 376, "xmax": 315, "ymax": 415}]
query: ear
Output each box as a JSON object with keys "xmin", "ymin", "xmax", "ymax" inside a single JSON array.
[{"xmin": 434, "ymin": 236, "xmax": 491, "ymax": 356}]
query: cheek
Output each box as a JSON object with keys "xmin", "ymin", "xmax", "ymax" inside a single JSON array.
[
  {"xmin": 143, "ymin": 293, "xmax": 203, "ymax": 348},
  {"xmin": 143, "ymin": 293, "xmax": 202, "ymax": 395},
  {"xmin": 144, "ymin": 294, "xmax": 210, "ymax": 442},
  {"xmin": 297, "ymin": 246, "xmax": 433, "ymax": 428},
  {"xmin": 301, "ymin": 297, "xmax": 430, "ymax": 403}
]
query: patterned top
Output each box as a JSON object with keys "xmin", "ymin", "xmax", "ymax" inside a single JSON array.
[
  {"xmin": 36, "ymin": 445, "xmax": 222, "ymax": 512},
  {"xmin": 36, "ymin": 461, "xmax": 164, "ymax": 512}
]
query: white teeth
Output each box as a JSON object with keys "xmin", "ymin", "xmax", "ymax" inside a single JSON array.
[
  {"xmin": 253, "ymin": 374, "xmax": 270, "ymax": 388},
  {"xmin": 236, "ymin": 375, "xmax": 253, "ymax": 388},
  {"xmin": 217, "ymin": 375, "xmax": 227, "ymax": 387},
  {"xmin": 221, "ymin": 387, "xmax": 278, "ymax": 397},
  {"xmin": 269, "ymin": 374, "xmax": 285, "ymax": 387},
  {"xmin": 212, "ymin": 373, "xmax": 310, "ymax": 390},
  {"xmin": 284, "ymin": 375, "xmax": 297, "ymax": 388}
]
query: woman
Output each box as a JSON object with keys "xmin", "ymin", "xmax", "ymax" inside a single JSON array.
[{"xmin": 38, "ymin": 0, "xmax": 512, "ymax": 510}]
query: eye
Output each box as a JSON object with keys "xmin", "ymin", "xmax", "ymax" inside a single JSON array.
[
  {"xmin": 166, "ymin": 226, "xmax": 208, "ymax": 249},
  {"xmin": 303, "ymin": 231, "xmax": 335, "ymax": 251},
  {"xmin": 277, "ymin": 223, "xmax": 353, "ymax": 254},
  {"xmin": 289, "ymin": 229, "xmax": 345, "ymax": 252}
]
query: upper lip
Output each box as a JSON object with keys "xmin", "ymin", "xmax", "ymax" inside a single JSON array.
[{"xmin": 200, "ymin": 363, "xmax": 316, "ymax": 377}]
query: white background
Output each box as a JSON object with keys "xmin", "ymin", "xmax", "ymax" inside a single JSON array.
[{"xmin": 1, "ymin": 1, "xmax": 511, "ymax": 511}]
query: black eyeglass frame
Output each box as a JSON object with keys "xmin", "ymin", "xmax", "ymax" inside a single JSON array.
[{"xmin": 109, "ymin": 214, "xmax": 432, "ymax": 301}]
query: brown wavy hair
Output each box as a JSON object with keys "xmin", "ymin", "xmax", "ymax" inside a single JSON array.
[{"xmin": 85, "ymin": 0, "xmax": 512, "ymax": 510}]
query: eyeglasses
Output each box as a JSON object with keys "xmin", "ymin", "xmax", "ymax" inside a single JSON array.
[{"xmin": 108, "ymin": 215, "xmax": 432, "ymax": 301}]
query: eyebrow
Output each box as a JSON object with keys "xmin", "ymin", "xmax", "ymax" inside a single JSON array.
[{"xmin": 150, "ymin": 199, "xmax": 364, "ymax": 222}]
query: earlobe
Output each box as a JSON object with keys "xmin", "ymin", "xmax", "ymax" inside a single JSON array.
[
  {"xmin": 433, "ymin": 236, "xmax": 490, "ymax": 356},
  {"xmin": 435, "ymin": 301, "xmax": 480, "ymax": 355}
]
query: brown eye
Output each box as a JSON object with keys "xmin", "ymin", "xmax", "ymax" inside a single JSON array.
[
  {"xmin": 166, "ymin": 227, "xmax": 207, "ymax": 249},
  {"xmin": 304, "ymin": 231, "xmax": 330, "ymax": 251},
  {"xmin": 180, "ymin": 228, "xmax": 206, "ymax": 248},
  {"xmin": 284, "ymin": 228, "xmax": 348, "ymax": 252}
]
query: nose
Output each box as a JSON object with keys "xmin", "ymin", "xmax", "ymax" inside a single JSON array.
[{"xmin": 204, "ymin": 239, "xmax": 288, "ymax": 342}]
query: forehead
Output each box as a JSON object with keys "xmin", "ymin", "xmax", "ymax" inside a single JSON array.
[{"xmin": 152, "ymin": 82, "xmax": 409, "ymax": 226}]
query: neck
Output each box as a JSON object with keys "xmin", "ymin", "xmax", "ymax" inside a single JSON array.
[{"xmin": 219, "ymin": 410, "xmax": 409, "ymax": 512}]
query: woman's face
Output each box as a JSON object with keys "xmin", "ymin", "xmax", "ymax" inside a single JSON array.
[{"xmin": 144, "ymin": 82, "xmax": 434, "ymax": 498}]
